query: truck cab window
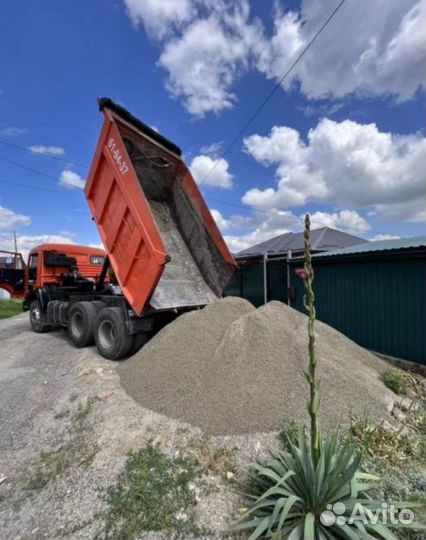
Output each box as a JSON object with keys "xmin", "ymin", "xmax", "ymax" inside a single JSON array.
[
  {"xmin": 90, "ymin": 255, "xmax": 105, "ymax": 265},
  {"xmin": 28, "ymin": 254, "xmax": 38, "ymax": 283}
]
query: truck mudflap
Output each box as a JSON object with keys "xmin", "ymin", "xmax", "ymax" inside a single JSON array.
[{"xmin": 86, "ymin": 98, "xmax": 236, "ymax": 316}]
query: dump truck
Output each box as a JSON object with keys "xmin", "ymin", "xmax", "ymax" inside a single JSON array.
[{"xmin": 23, "ymin": 98, "xmax": 236, "ymax": 359}]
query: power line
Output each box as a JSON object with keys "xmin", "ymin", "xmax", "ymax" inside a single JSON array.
[
  {"xmin": 0, "ymin": 152, "xmax": 286, "ymax": 215},
  {"xmin": 0, "ymin": 178, "xmax": 73, "ymax": 195},
  {"xmin": 201, "ymin": 0, "xmax": 349, "ymax": 185},
  {"xmin": 0, "ymin": 155, "xmax": 64, "ymax": 182},
  {"xmin": 0, "ymin": 153, "xmax": 395, "ymax": 238},
  {"xmin": 0, "ymin": 139, "xmax": 89, "ymax": 168}
]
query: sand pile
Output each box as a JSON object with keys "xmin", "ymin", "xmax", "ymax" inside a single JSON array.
[{"xmin": 118, "ymin": 298, "xmax": 396, "ymax": 435}]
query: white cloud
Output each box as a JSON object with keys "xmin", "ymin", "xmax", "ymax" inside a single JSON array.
[
  {"xmin": 216, "ymin": 207, "xmax": 371, "ymax": 253},
  {"xmin": 0, "ymin": 233, "xmax": 75, "ymax": 260},
  {"xmin": 190, "ymin": 155, "xmax": 233, "ymax": 189},
  {"xmin": 0, "ymin": 126, "xmax": 27, "ymax": 137},
  {"xmin": 374, "ymin": 198, "xmax": 426, "ymax": 223},
  {"xmin": 29, "ymin": 145, "xmax": 65, "ymax": 156},
  {"xmin": 0, "ymin": 206, "xmax": 31, "ymax": 230},
  {"xmin": 257, "ymin": 0, "xmax": 426, "ymax": 102},
  {"xmin": 242, "ymin": 118, "xmax": 425, "ymax": 222},
  {"xmin": 158, "ymin": 3, "xmax": 261, "ymax": 116},
  {"xmin": 370, "ymin": 234, "xmax": 401, "ymax": 241},
  {"xmin": 223, "ymin": 235, "xmax": 251, "ymax": 253},
  {"xmin": 122, "ymin": 0, "xmax": 425, "ymax": 115},
  {"xmin": 200, "ymin": 141, "xmax": 224, "ymax": 158},
  {"xmin": 309, "ymin": 210, "xmax": 370, "ymax": 232},
  {"xmin": 59, "ymin": 169, "xmax": 86, "ymax": 190},
  {"xmin": 123, "ymin": 0, "xmax": 195, "ymax": 38},
  {"xmin": 210, "ymin": 208, "xmax": 301, "ymax": 252},
  {"xmin": 210, "ymin": 209, "xmax": 231, "ymax": 230},
  {"xmin": 89, "ymin": 242, "xmax": 104, "ymax": 249}
]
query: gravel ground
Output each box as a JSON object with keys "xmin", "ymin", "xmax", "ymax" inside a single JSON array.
[{"xmin": 0, "ymin": 313, "xmax": 276, "ymax": 540}]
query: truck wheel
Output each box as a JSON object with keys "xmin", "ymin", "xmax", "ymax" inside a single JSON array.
[
  {"xmin": 129, "ymin": 332, "xmax": 151, "ymax": 356},
  {"xmin": 29, "ymin": 300, "xmax": 49, "ymax": 333},
  {"xmin": 68, "ymin": 301, "xmax": 99, "ymax": 348},
  {"xmin": 94, "ymin": 307, "xmax": 133, "ymax": 360},
  {"xmin": 92, "ymin": 300, "xmax": 106, "ymax": 312}
]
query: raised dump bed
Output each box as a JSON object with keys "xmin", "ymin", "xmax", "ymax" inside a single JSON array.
[{"xmin": 85, "ymin": 98, "xmax": 236, "ymax": 316}]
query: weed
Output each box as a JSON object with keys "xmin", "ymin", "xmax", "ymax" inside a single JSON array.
[
  {"xmin": 25, "ymin": 444, "xmax": 73, "ymax": 490},
  {"xmin": 190, "ymin": 439, "xmax": 236, "ymax": 479},
  {"xmin": 72, "ymin": 397, "xmax": 96, "ymax": 423},
  {"xmin": 24, "ymin": 417, "xmax": 99, "ymax": 492},
  {"xmin": 100, "ymin": 444, "xmax": 203, "ymax": 540},
  {"xmin": 350, "ymin": 417, "xmax": 424, "ymax": 468},
  {"xmin": 278, "ymin": 420, "xmax": 299, "ymax": 449},
  {"xmin": 382, "ymin": 368, "xmax": 408, "ymax": 395}
]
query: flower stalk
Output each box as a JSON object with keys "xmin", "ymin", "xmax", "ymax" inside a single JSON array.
[{"xmin": 303, "ymin": 214, "xmax": 321, "ymax": 465}]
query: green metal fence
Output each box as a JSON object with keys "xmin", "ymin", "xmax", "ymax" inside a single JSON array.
[
  {"xmin": 226, "ymin": 252, "xmax": 425, "ymax": 364},
  {"xmin": 289, "ymin": 256, "xmax": 426, "ymax": 364},
  {"xmin": 225, "ymin": 259, "xmax": 288, "ymax": 307}
]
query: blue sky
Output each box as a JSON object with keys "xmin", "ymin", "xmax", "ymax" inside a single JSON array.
[{"xmin": 0, "ymin": 0, "xmax": 424, "ymax": 257}]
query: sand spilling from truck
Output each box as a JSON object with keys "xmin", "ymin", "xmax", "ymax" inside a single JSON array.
[{"xmin": 118, "ymin": 297, "xmax": 396, "ymax": 435}]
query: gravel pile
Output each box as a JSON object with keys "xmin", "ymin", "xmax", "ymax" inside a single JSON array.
[{"xmin": 118, "ymin": 298, "xmax": 396, "ymax": 435}]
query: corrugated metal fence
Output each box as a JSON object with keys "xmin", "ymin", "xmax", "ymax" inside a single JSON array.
[
  {"xmin": 289, "ymin": 256, "xmax": 425, "ymax": 364},
  {"xmin": 226, "ymin": 259, "xmax": 287, "ymax": 307},
  {"xmin": 226, "ymin": 252, "xmax": 425, "ymax": 364}
]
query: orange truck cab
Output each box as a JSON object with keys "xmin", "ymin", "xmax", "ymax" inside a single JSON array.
[
  {"xmin": 0, "ymin": 244, "xmax": 105, "ymax": 302},
  {"xmin": 25, "ymin": 244, "xmax": 106, "ymax": 293},
  {"xmin": 21, "ymin": 98, "xmax": 236, "ymax": 360}
]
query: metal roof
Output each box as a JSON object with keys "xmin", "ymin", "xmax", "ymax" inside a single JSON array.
[
  {"xmin": 314, "ymin": 236, "xmax": 426, "ymax": 258},
  {"xmin": 236, "ymin": 227, "xmax": 366, "ymax": 258}
]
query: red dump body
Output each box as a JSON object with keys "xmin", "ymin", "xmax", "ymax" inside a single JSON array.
[{"xmin": 85, "ymin": 99, "xmax": 236, "ymax": 316}]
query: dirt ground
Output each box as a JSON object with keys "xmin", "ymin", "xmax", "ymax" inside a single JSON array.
[{"xmin": 0, "ymin": 314, "xmax": 277, "ymax": 540}]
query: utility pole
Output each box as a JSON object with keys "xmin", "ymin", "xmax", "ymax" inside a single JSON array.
[{"xmin": 13, "ymin": 231, "xmax": 18, "ymax": 254}]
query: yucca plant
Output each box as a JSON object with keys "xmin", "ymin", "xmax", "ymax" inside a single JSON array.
[{"xmin": 232, "ymin": 215, "xmax": 425, "ymax": 540}]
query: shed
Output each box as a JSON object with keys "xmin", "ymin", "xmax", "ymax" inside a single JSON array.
[
  {"xmin": 226, "ymin": 227, "xmax": 365, "ymax": 307},
  {"xmin": 289, "ymin": 236, "xmax": 426, "ymax": 364}
]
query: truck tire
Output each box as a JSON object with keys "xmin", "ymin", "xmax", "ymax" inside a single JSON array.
[
  {"xmin": 94, "ymin": 307, "xmax": 133, "ymax": 360},
  {"xmin": 92, "ymin": 300, "xmax": 106, "ymax": 312},
  {"xmin": 68, "ymin": 301, "xmax": 99, "ymax": 348},
  {"xmin": 29, "ymin": 300, "xmax": 49, "ymax": 333},
  {"xmin": 129, "ymin": 331, "xmax": 151, "ymax": 356}
]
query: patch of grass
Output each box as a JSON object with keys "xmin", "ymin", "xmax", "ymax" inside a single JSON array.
[
  {"xmin": 100, "ymin": 444, "xmax": 203, "ymax": 540},
  {"xmin": 25, "ymin": 444, "xmax": 74, "ymax": 490},
  {"xmin": 349, "ymin": 389, "xmax": 426, "ymax": 540},
  {"xmin": 382, "ymin": 368, "xmax": 408, "ymax": 395},
  {"xmin": 25, "ymin": 436, "xmax": 99, "ymax": 491},
  {"xmin": 190, "ymin": 438, "xmax": 236, "ymax": 480},
  {"xmin": 24, "ymin": 401, "xmax": 99, "ymax": 492},
  {"xmin": 350, "ymin": 417, "xmax": 424, "ymax": 468},
  {"xmin": 0, "ymin": 299, "xmax": 22, "ymax": 319}
]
